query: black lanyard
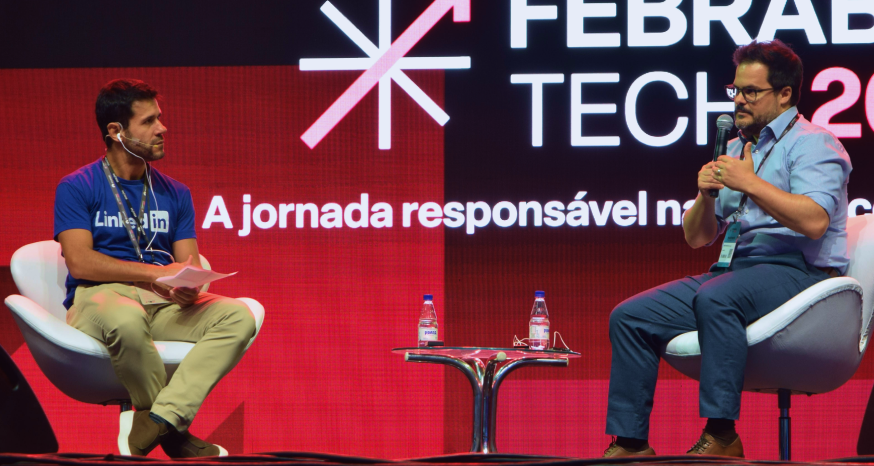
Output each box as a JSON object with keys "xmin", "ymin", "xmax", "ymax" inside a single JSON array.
[
  {"xmin": 100, "ymin": 158, "xmax": 150, "ymax": 262},
  {"xmin": 732, "ymin": 114, "xmax": 800, "ymax": 219}
]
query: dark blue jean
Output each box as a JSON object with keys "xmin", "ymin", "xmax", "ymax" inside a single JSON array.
[{"xmin": 605, "ymin": 252, "xmax": 831, "ymax": 440}]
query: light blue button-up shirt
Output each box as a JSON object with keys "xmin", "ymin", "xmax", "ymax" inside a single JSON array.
[{"xmin": 712, "ymin": 106, "xmax": 853, "ymax": 274}]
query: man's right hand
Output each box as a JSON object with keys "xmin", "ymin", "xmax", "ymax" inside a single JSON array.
[
  {"xmin": 683, "ymin": 162, "xmax": 722, "ymax": 248},
  {"xmin": 698, "ymin": 161, "xmax": 725, "ymax": 197},
  {"xmin": 152, "ymin": 256, "xmax": 195, "ymax": 283}
]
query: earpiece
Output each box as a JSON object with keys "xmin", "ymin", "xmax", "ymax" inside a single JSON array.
[{"xmin": 117, "ymin": 133, "xmax": 123, "ymax": 142}]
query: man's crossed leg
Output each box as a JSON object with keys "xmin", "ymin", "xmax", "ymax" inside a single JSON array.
[{"xmin": 67, "ymin": 283, "xmax": 256, "ymax": 457}]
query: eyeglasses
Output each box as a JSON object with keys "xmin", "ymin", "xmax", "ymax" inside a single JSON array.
[{"xmin": 725, "ymin": 84, "xmax": 776, "ymax": 102}]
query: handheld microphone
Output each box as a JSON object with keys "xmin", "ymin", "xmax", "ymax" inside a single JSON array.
[{"xmin": 710, "ymin": 114, "xmax": 734, "ymax": 198}]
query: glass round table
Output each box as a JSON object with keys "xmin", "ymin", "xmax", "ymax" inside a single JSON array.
[{"xmin": 392, "ymin": 346, "xmax": 580, "ymax": 454}]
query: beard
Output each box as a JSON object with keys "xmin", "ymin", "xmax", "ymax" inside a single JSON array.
[
  {"xmin": 734, "ymin": 104, "xmax": 778, "ymax": 139},
  {"xmin": 121, "ymin": 132, "xmax": 165, "ymax": 161}
]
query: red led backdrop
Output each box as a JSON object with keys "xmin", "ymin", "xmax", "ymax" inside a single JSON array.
[
  {"xmin": 2, "ymin": 0, "xmax": 874, "ymax": 460},
  {"xmin": 1, "ymin": 65, "xmax": 873, "ymax": 461}
]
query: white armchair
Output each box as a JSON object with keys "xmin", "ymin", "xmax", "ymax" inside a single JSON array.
[
  {"xmin": 662, "ymin": 214, "xmax": 874, "ymax": 460},
  {"xmin": 4, "ymin": 241, "xmax": 265, "ymax": 454}
]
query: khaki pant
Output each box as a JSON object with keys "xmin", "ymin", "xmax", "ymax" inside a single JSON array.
[{"xmin": 66, "ymin": 283, "xmax": 256, "ymax": 430}]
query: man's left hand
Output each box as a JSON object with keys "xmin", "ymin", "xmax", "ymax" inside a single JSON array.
[
  {"xmin": 170, "ymin": 286, "xmax": 200, "ymax": 308},
  {"xmin": 714, "ymin": 142, "xmax": 758, "ymax": 193}
]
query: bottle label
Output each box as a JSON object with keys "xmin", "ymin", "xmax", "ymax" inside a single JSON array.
[
  {"xmin": 419, "ymin": 327, "xmax": 438, "ymax": 341},
  {"xmin": 529, "ymin": 325, "xmax": 549, "ymax": 340}
]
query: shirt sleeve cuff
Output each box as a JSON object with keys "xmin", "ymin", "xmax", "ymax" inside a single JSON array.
[
  {"xmin": 172, "ymin": 232, "xmax": 197, "ymax": 242},
  {"xmin": 704, "ymin": 217, "xmax": 728, "ymax": 247},
  {"xmin": 803, "ymin": 191, "xmax": 837, "ymax": 219},
  {"xmin": 53, "ymin": 224, "xmax": 92, "ymax": 242}
]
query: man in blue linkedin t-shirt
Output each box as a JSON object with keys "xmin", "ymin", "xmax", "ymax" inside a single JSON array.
[{"xmin": 54, "ymin": 79, "xmax": 256, "ymax": 458}]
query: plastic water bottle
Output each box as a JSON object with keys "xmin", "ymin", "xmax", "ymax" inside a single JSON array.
[
  {"xmin": 528, "ymin": 290, "xmax": 550, "ymax": 350},
  {"xmin": 418, "ymin": 294, "xmax": 439, "ymax": 347}
]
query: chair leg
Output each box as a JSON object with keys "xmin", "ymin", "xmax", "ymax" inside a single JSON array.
[
  {"xmin": 778, "ymin": 389, "xmax": 791, "ymax": 461},
  {"xmin": 118, "ymin": 402, "xmax": 133, "ymax": 456}
]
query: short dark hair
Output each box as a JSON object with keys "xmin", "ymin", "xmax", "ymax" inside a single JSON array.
[
  {"xmin": 95, "ymin": 79, "xmax": 159, "ymax": 148},
  {"xmin": 732, "ymin": 39, "xmax": 803, "ymax": 106}
]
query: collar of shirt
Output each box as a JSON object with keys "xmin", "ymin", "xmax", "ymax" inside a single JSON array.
[{"xmin": 738, "ymin": 106, "xmax": 799, "ymax": 148}]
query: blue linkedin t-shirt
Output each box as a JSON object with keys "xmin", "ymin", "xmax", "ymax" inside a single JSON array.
[{"xmin": 54, "ymin": 158, "xmax": 197, "ymax": 309}]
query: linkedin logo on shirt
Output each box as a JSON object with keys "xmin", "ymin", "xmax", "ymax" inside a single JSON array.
[{"xmin": 94, "ymin": 210, "xmax": 169, "ymax": 233}]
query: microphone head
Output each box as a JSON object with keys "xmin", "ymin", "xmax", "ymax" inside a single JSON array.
[{"xmin": 716, "ymin": 114, "xmax": 734, "ymax": 130}]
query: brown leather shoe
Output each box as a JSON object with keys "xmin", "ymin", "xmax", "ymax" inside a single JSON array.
[
  {"xmin": 603, "ymin": 438, "xmax": 656, "ymax": 457},
  {"xmin": 160, "ymin": 429, "xmax": 228, "ymax": 458},
  {"xmin": 120, "ymin": 410, "xmax": 168, "ymax": 456},
  {"xmin": 686, "ymin": 431, "xmax": 744, "ymax": 457}
]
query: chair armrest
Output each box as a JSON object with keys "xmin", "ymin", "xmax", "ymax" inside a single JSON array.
[
  {"xmin": 665, "ymin": 331, "xmax": 700, "ymax": 357},
  {"xmin": 237, "ymin": 297, "xmax": 265, "ymax": 351},
  {"xmin": 747, "ymin": 277, "xmax": 862, "ymax": 346},
  {"xmin": 4, "ymin": 294, "xmax": 109, "ymax": 357}
]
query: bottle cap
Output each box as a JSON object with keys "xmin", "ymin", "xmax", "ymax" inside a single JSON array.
[
  {"xmin": 424, "ymin": 294, "xmax": 433, "ymax": 301},
  {"xmin": 535, "ymin": 290, "xmax": 545, "ymax": 298}
]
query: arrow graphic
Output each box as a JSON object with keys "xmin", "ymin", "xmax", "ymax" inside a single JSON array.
[{"xmin": 301, "ymin": 0, "xmax": 470, "ymax": 149}]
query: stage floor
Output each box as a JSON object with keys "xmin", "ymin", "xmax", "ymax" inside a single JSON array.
[{"xmin": 3, "ymin": 452, "xmax": 874, "ymax": 466}]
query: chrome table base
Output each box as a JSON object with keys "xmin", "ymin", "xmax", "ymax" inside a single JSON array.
[{"xmin": 404, "ymin": 351, "xmax": 568, "ymax": 453}]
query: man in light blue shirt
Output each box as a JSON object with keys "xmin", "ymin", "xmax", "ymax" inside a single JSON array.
[
  {"xmin": 711, "ymin": 106, "xmax": 851, "ymax": 275},
  {"xmin": 604, "ymin": 40, "xmax": 852, "ymax": 458}
]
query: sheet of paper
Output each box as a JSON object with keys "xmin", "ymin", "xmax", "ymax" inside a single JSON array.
[{"xmin": 155, "ymin": 266, "xmax": 237, "ymax": 288}]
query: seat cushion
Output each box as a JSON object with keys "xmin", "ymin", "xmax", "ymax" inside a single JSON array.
[{"xmin": 662, "ymin": 278, "xmax": 863, "ymax": 394}]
